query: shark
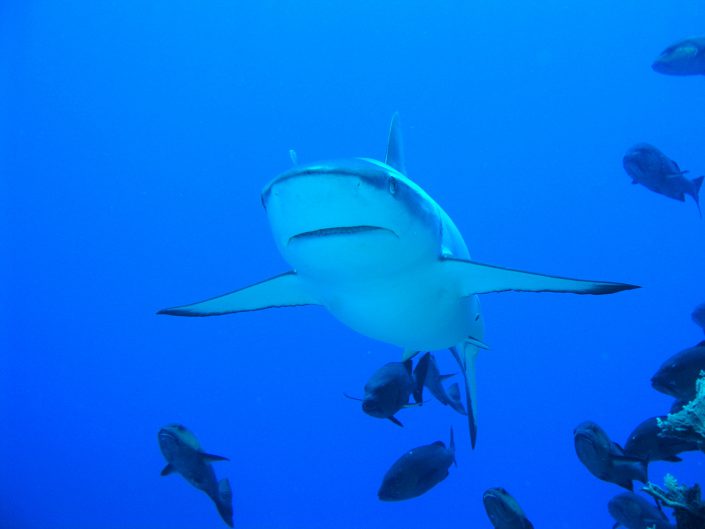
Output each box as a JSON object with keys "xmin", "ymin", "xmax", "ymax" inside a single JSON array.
[{"xmin": 159, "ymin": 114, "xmax": 638, "ymax": 448}]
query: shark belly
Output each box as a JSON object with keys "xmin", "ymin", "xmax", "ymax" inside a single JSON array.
[{"xmin": 300, "ymin": 264, "xmax": 481, "ymax": 351}]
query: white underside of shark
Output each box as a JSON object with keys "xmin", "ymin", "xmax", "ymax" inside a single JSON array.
[{"xmin": 160, "ymin": 114, "xmax": 637, "ymax": 448}]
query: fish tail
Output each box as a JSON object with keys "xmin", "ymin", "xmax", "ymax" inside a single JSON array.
[{"xmin": 214, "ymin": 478, "xmax": 234, "ymax": 527}]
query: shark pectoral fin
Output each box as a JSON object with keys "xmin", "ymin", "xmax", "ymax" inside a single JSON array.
[
  {"xmin": 388, "ymin": 415, "xmax": 404, "ymax": 427},
  {"xmin": 160, "ymin": 464, "xmax": 175, "ymax": 476},
  {"xmin": 201, "ymin": 452, "xmax": 230, "ymax": 463},
  {"xmin": 455, "ymin": 340, "xmax": 479, "ymax": 449},
  {"xmin": 440, "ymin": 257, "xmax": 639, "ymax": 296},
  {"xmin": 158, "ymin": 271, "xmax": 319, "ymax": 316},
  {"xmin": 385, "ymin": 113, "xmax": 406, "ymax": 175}
]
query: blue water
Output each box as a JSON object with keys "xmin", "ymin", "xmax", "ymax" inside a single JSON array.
[{"xmin": 3, "ymin": 1, "xmax": 705, "ymax": 528}]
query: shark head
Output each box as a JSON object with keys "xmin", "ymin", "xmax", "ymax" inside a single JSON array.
[{"xmin": 260, "ymin": 157, "xmax": 441, "ymax": 279}]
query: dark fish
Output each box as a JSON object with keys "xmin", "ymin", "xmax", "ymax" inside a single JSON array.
[
  {"xmin": 574, "ymin": 421, "xmax": 647, "ymax": 490},
  {"xmin": 413, "ymin": 352, "xmax": 465, "ymax": 415},
  {"xmin": 651, "ymin": 341, "xmax": 705, "ymax": 402},
  {"xmin": 624, "ymin": 416, "xmax": 699, "ymax": 463},
  {"xmin": 652, "ymin": 36, "xmax": 705, "ymax": 76},
  {"xmin": 378, "ymin": 428, "xmax": 456, "ymax": 501},
  {"xmin": 692, "ymin": 303, "xmax": 705, "ymax": 334},
  {"xmin": 608, "ymin": 492, "xmax": 674, "ymax": 529},
  {"xmin": 348, "ymin": 359, "xmax": 417, "ymax": 427},
  {"xmin": 483, "ymin": 487, "xmax": 534, "ymax": 529},
  {"xmin": 158, "ymin": 424, "xmax": 233, "ymax": 527},
  {"xmin": 623, "ymin": 143, "xmax": 703, "ymax": 216}
]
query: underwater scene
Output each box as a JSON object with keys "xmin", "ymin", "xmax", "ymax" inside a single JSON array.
[{"xmin": 3, "ymin": 1, "xmax": 705, "ymax": 528}]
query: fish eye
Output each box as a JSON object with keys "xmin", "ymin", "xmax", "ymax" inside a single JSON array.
[{"xmin": 387, "ymin": 177, "xmax": 398, "ymax": 195}]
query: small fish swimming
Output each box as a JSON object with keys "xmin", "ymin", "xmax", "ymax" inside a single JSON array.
[
  {"xmin": 378, "ymin": 428, "xmax": 456, "ymax": 501},
  {"xmin": 573, "ymin": 421, "xmax": 647, "ymax": 491},
  {"xmin": 692, "ymin": 303, "xmax": 705, "ymax": 334},
  {"xmin": 624, "ymin": 416, "xmax": 699, "ymax": 463},
  {"xmin": 158, "ymin": 424, "xmax": 234, "ymax": 527},
  {"xmin": 608, "ymin": 492, "xmax": 674, "ymax": 529},
  {"xmin": 652, "ymin": 36, "xmax": 705, "ymax": 76},
  {"xmin": 651, "ymin": 341, "xmax": 705, "ymax": 402},
  {"xmin": 346, "ymin": 358, "xmax": 418, "ymax": 427},
  {"xmin": 483, "ymin": 487, "xmax": 534, "ymax": 529},
  {"xmin": 623, "ymin": 143, "xmax": 703, "ymax": 216},
  {"xmin": 413, "ymin": 352, "xmax": 466, "ymax": 415}
]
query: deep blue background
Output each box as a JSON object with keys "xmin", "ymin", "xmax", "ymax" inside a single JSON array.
[{"xmin": 3, "ymin": 1, "xmax": 705, "ymax": 528}]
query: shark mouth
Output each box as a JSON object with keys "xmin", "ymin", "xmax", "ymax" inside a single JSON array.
[{"xmin": 289, "ymin": 225, "xmax": 397, "ymax": 244}]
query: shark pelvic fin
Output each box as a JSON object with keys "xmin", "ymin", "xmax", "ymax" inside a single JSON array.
[
  {"xmin": 158, "ymin": 272, "xmax": 319, "ymax": 316},
  {"xmin": 385, "ymin": 112, "xmax": 406, "ymax": 175},
  {"xmin": 439, "ymin": 257, "xmax": 639, "ymax": 296},
  {"xmin": 160, "ymin": 464, "xmax": 175, "ymax": 476},
  {"xmin": 451, "ymin": 341, "xmax": 479, "ymax": 448}
]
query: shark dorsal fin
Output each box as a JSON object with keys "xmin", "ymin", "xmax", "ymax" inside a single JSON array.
[{"xmin": 385, "ymin": 113, "xmax": 406, "ymax": 175}]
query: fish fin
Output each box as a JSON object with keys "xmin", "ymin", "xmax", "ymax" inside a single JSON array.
[
  {"xmin": 613, "ymin": 452, "xmax": 649, "ymax": 479},
  {"xmin": 412, "ymin": 352, "xmax": 430, "ymax": 403},
  {"xmin": 402, "ymin": 357, "xmax": 413, "ymax": 375},
  {"xmin": 450, "ymin": 426, "xmax": 457, "ymax": 466},
  {"xmin": 388, "ymin": 415, "xmax": 404, "ymax": 427},
  {"xmin": 447, "ymin": 382, "xmax": 467, "ymax": 415},
  {"xmin": 201, "ymin": 452, "xmax": 229, "ymax": 463},
  {"xmin": 525, "ymin": 520, "xmax": 535, "ymax": 529},
  {"xmin": 343, "ymin": 392, "xmax": 364, "ymax": 402},
  {"xmin": 289, "ymin": 149, "xmax": 298, "ymax": 166},
  {"xmin": 215, "ymin": 479, "xmax": 234, "ymax": 527},
  {"xmin": 663, "ymin": 455, "xmax": 683, "ymax": 462},
  {"xmin": 454, "ymin": 340, "xmax": 480, "ymax": 449},
  {"xmin": 385, "ymin": 112, "xmax": 406, "ymax": 175},
  {"xmin": 160, "ymin": 463, "xmax": 175, "ymax": 476},
  {"xmin": 440, "ymin": 257, "xmax": 639, "ymax": 296},
  {"xmin": 438, "ymin": 373, "xmax": 456, "ymax": 381},
  {"xmin": 402, "ymin": 349, "xmax": 419, "ymax": 361},
  {"xmin": 612, "ymin": 523, "xmax": 621, "ymax": 529},
  {"xmin": 158, "ymin": 271, "xmax": 319, "ymax": 316}
]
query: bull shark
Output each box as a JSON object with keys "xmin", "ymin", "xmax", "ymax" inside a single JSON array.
[{"xmin": 159, "ymin": 114, "xmax": 638, "ymax": 448}]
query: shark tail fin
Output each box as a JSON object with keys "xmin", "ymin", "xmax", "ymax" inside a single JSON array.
[
  {"xmin": 385, "ymin": 113, "xmax": 406, "ymax": 175},
  {"xmin": 690, "ymin": 175, "xmax": 703, "ymax": 218},
  {"xmin": 453, "ymin": 340, "xmax": 480, "ymax": 449},
  {"xmin": 215, "ymin": 478, "xmax": 234, "ymax": 527}
]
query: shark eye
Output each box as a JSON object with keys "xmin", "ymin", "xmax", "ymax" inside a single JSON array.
[{"xmin": 387, "ymin": 177, "xmax": 398, "ymax": 195}]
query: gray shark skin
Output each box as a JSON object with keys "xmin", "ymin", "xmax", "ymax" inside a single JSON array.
[
  {"xmin": 355, "ymin": 359, "xmax": 416, "ymax": 427},
  {"xmin": 413, "ymin": 352, "xmax": 466, "ymax": 415},
  {"xmin": 377, "ymin": 428, "xmax": 456, "ymax": 501},
  {"xmin": 159, "ymin": 114, "xmax": 638, "ymax": 448},
  {"xmin": 608, "ymin": 492, "xmax": 674, "ymax": 529},
  {"xmin": 158, "ymin": 424, "xmax": 233, "ymax": 527},
  {"xmin": 574, "ymin": 421, "xmax": 647, "ymax": 491},
  {"xmin": 651, "ymin": 341, "xmax": 705, "ymax": 402},
  {"xmin": 692, "ymin": 303, "xmax": 705, "ymax": 334},
  {"xmin": 623, "ymin": 143, "xmax": 703, "ymax": 216},
  {"xmin": 483, "ymin": 487, "xmax": 534, "ymax": 529},
  {"xmin": 652, "ymin": 36, "xmax": 705, "ymax": 76},
  {"xmin": 624, "ymin": 416, "xmax": 699, "ymax": 463}
]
